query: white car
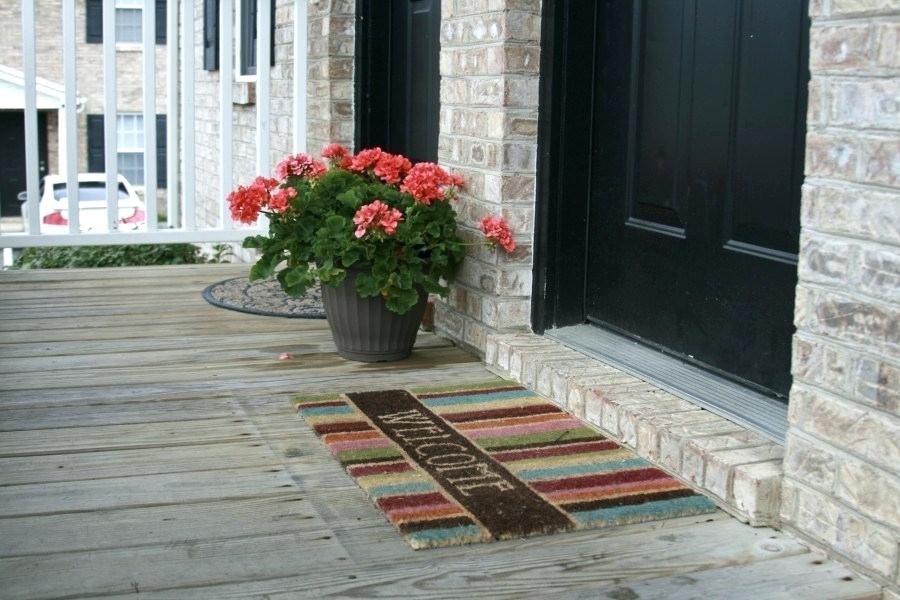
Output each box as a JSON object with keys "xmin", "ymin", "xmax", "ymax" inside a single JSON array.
[{"xmin": 19, "ymin": 173, "xmax": 147, "ymax": 234}]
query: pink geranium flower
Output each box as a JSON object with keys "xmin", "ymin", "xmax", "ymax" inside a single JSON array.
[
  {"xmin": 480, "ymin": 215, "xmax": 516, "ymax": 252},
  {"xmin": 353, "ymin": 199, "xmax": 404, "ymax": 238},
  {"xmin": 349, "ymin": 148, "xmax": 384, "ymax": 173},
  {"xmin": 275, "ymin": 153, "xmax": 327, "ymax": 180},
  {"xmin": 373, "ymin": 153, "xmax": 413, "ymax": 185},
  {"xmin": 400, "ymin": 162, "xmax": 464, "ymax": 205}
]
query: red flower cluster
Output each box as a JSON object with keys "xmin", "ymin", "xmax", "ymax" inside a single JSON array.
[
  {"xmin": 274, "ymin": 152, "xmax": 326, "ymax": 181},
  {"xmin": 348, "ymin": 147, "xmax": 383, "ymax": 173},
  {"xmin": 480, "ymin": 215, "xmax": 516, "ymax": 253},
  {"xmin": 400, "ymin": 162, "xmax": 465, "ymax": 205},
  {"xmin": 347, "ymin": 147, "xmax": 414, "ymax": 186},
  {"xmin": 353, "ymin": 199, "xmax": 404, "ymax": 239},
  {"xmin": 373, "ymin": 153, "xmax": 413, "ymax": 185},
  {"xmin": 322, "ymin": 143, "xmax": 352, "ymax": 168},
  {"xmin": 227, "ymin": 176, "xmax": 292, "ymax": 224}
]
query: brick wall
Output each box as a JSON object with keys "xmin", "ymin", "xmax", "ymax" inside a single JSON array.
[
  {"xmin": 432, "ymin": 0, "xmax": 542, "ymax": 354},
  {"xmin": 192, "ymin": 0, "xmax": 297, "ymax": 233},
  {"xmin": 191, "ymin": 0, "xmax": 354, "ymax": 260},
  {"xmin": 781, "ymin": 2, "xmax": 900, "ymax": 592}
]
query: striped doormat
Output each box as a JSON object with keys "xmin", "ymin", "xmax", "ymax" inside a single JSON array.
[{"xmin": 293, "ymin": 381, "xmax": 716, "ymax": 549}]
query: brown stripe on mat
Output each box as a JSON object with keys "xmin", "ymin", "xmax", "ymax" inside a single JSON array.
[
  {"xmin": 561, "ymin": 488, "xmax": 700, "ymax": 513},
  {"xmin": 346, "ymin": 390, "xmax": 574, "ymax": 539}
]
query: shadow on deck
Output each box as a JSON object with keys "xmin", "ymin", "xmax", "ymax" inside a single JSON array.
[{"xmin": 0, "ymin": 264, "xmax": 879, "ymax": 599}]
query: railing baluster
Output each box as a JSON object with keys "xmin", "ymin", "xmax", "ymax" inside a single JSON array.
[
  {"xmin": 62, "ymin": 0, "xmax": 79, "ymax": 233},
  {"xmin": 166, "ymin": 0, "xmax": 179, "ymax": 228},
  {"xmin": 21, "ymin": 0, "xmax": 41, "ymax": 236},
  {"xmin": 219, "ymin": 0, "xmax": 234, "ymax": 229},
  {"xmin": 292, "ymin": 0, "xmax": 307, "ymax": 154},
  {"xmin": 142, "ymin": 0, "xmax": 157, "ymax": 232},
  {"xmin": 256, "ymin": 0, "xmax": 272, "ymax": 173},
  {"xmin": 103, "ymin": 0, "xmax": 118, "ymax": 232},
  {"xmin": 182, "ymin": 0, "xmax": 196, "ymax": 231}
]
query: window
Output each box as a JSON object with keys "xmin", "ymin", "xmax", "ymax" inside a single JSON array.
[
  {"xmin": 86, "ymin": 114, "xmax": 167, "ymax": 189},
  {"xmin": 116, "ymin": 114, "xmax": 145, "ymax": 185},
  {"xmin": 115, "ymin": 0, "xmax": 143, "ymax": 44},
  {"xmin": 86, "ymin": 0, "xmax": 167, "ymax": 44},
  {"xmin": 237, "ymin": 0, "xmax": 275, "ymax": 80}
]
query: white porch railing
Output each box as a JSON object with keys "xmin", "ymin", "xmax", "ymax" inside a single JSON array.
[{"xmin": 2, "ymin": 0, "xmax": 309, "ymax": 249}]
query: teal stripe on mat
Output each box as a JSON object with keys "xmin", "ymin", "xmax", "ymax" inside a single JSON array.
[
  {"xmin": 406, "ymin": 524, "xmax": 483, "ymax": 545},
  {"xmin": 571, "ymin": 495, "xmax": 717, "ymax": 526},
  {"xmin": 421, "ymin": 389, "xmax": 536, "ymax": 407},
  {"xmin": 368, "ymin": 481, "xmax": 435, "ymax": 498},
  {"xmin": 299, "ymin": 405, "xmax": 355, "ymax": 417},
  {"xmin": 516, "ymin": 457, "xmax": 651, "ymax": 481}
]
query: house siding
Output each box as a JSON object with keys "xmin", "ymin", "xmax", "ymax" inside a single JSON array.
[
  {"xmin": 0, "ymin": 0, "xmax": 168, "ymax": 206},
  {"xmin": 781, "ymin": 3, "xmax": 900, "ymax": 592},
  {"xmin": 189, "ymin": 0, "xmax": 354, "ymax": 258}
]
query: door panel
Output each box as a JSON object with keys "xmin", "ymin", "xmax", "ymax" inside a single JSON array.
[
  {"xmin": 357, "ymin": 0, "xmax": 440, "ymax": 163},
  {"xmin": 0, "ymin": 111, "xmax": 47, "ymax": 219},
  {"xmin": 586, "ymin": 0, "xmax": 808, "ymax": 397}
]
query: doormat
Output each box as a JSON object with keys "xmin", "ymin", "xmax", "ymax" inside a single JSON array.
[
  {"xmin": 293, "ymin": 381, "xmax": 716, "ymax": 549},
  {"xmin": 201, "ymin": 277, "xmax": 325, "ymax": 319}
]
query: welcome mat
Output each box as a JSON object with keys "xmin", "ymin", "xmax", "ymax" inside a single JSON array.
[
  {"xmin": 201, "ymin": 277, "xmax": 325, "ymax": 319},
  {"xmin": 293, "ymin": 381, "xmax": 717, "ymax": 549}
]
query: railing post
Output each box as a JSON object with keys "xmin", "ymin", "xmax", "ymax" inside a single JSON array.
[
  {"xmin": 166, "ymin": 0, "xmax": 180, "ymax": 228},
  {"xmin": 62, "ymin": 0, "xmax": 79, "ymax": 234},
  {"xmin": 143, "ymin": 0, "xmax": 158, "ymax": 232},
  {"xmin": 219, "ymin": 0, "xmax": 234, "ymax": 230},
  {"xmin": 293, "ymin": 0, "xmax": 308, "ymax": 154},
  {"xmin": 181, "ymin": 0, "xmax": 196, "ymax": 231},
  {"xmin": 21, "ymin": 0, "xmax": 41, "ymax": 236},
  {"xmin": 103, "ymin": 0, "xmax": 119, "ymax": 232}
]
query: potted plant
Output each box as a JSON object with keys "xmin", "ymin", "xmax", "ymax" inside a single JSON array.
[{"xmin": 228, "ymin": 144, "xmax": 516, "ymax": 362}]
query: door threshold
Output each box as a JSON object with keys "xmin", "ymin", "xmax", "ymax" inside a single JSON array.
[{"xmin": 547, "ymin": 325, "xmax": 788, "ymax": 443}]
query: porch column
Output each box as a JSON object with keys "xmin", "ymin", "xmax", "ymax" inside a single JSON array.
[
  {"xmin": 781, "ymin": 2, "xmax": 900, "ymax": 591},
  {"xmin": 434, "ymin": 0, "xmax": 542, "ymax": 354},
  {"xmin": 306, "ymin": 0, "xmax": 355, "ymax": 153}
]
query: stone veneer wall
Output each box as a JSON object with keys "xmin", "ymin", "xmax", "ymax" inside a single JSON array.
[
  {"xmin": 780, "ymin": 2, "xmax": 899, "ymax": 593},
  {"xmin": 432, "ymin": 0, "xmax": 542, "ymax": 354},
  {"xmin": 191, "ymin": 0, "xmax": 354, "ymax": 250}
]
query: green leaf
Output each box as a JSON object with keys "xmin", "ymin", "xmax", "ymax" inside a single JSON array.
[{"xmin": 354, "ymin": 273, "xmax": 381, "ymax": 297}]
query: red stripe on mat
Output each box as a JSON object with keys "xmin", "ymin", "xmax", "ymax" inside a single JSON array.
[
  {"xmin": 376, "ymin": 492, "xmax": 449, "ymax": 511},
  {"xmin": 313, "ymin": 421, "xmax": 374, "ymax": 435},
  {"xmin": 530, "ymin": 467, "xmax": 669, "ymax": 493},
  {"xmin": 490, "ymin": 440, "xmax": 620, "ymax": 462}
]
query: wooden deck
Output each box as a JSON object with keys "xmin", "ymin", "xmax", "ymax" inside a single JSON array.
[{"xmin": 0, "ymin": 264, "xmax": 880, "ymax": 599}]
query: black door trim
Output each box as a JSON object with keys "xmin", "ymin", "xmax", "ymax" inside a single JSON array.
[{"xmin": 532, "ymin": 0, "xmax": 595, "ymax": 333}]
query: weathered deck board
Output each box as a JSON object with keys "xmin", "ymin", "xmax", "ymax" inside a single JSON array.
[{"xmin": 0, "ymin": 265, "xmax": 878, "ymax": 599}]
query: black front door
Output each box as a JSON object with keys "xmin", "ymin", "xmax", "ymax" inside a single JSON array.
[
  {"xmin": 0, "ymin": 110, "xmax": 48, "ymax": 218},
  {"xmin": 356, "ymin": 0, "xmax": 440, "ymax": 162},
  {"xmin": 538, "ymin": 1, "xmax": 809, "ymax": 398}
]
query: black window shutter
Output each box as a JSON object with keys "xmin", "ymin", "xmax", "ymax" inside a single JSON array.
[
  {"xmin": 86, "ymin": 0, "xmax": 102, "ymax": 43},
  {"xmin": 241, "ymin": 0, "xmax": 277, "ymax": 75},
  {"xmin": 87, "ymin": 115, "xmax": 105, "ymax": 173},
  {"xmin": 156, "ymin": 115, "xmax": 167, "ymax": 189},
  {"xmin": 155, "ymin": 0, "xmax": 167, "ymax": 44},
  {"xmin": 203, "ymin": 0, "xmax": 219, "ymax": 71}
]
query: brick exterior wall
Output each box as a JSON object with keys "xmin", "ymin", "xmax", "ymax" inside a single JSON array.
[
  {"xmin": 191, "ymin": 0, "xmax": 354, "ymax": 261},
  {"xmin": 780, "ymin": 3, "xmax": 900, "ymax": 592},
  {"xmin": 432, "ymin": 0, "xmax": 542, "ymax": 354},
  {"xmin": 1, "ymin": 0, "xmax": 168, "ymax": 207}
]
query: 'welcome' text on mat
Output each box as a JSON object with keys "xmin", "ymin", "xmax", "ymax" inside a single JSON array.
[{"xmin": 294, "ymin": 381, "xmax": 717, "ymax": 549}]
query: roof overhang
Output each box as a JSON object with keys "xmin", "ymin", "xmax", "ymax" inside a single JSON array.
[{"xmin": 0, "ymin": 64, "xmax": 83, "ymax": 111}]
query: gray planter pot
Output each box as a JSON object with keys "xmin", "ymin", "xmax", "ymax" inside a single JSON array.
[{"xmin": 321, "ymin": 267, "xmax": 428, "ymax": 362}]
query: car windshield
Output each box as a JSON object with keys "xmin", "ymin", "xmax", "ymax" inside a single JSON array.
[{"xmin": 52, "ymin": 182, "xmax": 130, "ymax": 202}]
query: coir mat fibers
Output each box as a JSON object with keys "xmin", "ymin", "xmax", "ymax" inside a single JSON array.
[{"xmin": 293, "ymin": 381, "xmax": 716, "ymax": 549}]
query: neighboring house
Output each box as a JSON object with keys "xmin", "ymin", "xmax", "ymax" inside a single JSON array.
[
  {"xmin": 0, "ymin": 0, "xmax": 168, "ymax": 221},
  {"xmin": 190, "ymin": 0, "xmax": 897, "ymax": 594}
]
